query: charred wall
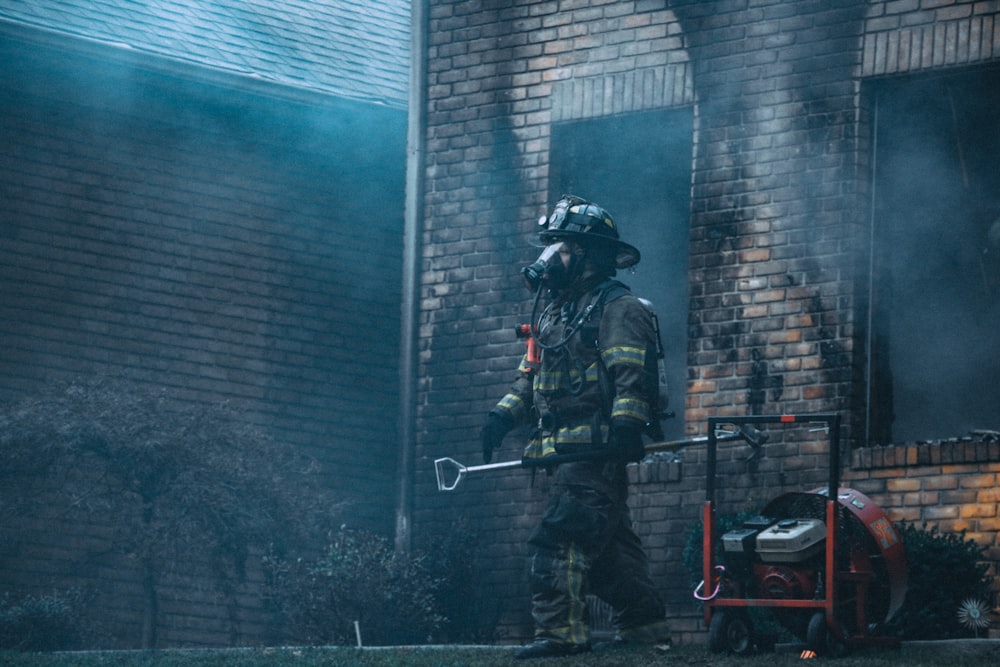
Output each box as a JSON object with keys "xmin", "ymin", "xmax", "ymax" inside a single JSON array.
[{"xmin": 414, "ymin": 0, "xmax": 1000, "ymax": 644}]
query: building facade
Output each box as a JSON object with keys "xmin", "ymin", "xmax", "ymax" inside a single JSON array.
[
  {"xmin": 409, "ymin": 0, "xmax": 1000, "ymax": 642},
  {"xmin": 3, "ymin": 0, "xmax": 999, "ymax": 649},
  {"xmin": 0, "ymin": 1, "xmax": 409, "ymax": 648}
]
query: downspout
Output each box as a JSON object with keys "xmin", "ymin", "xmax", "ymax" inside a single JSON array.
[
  {"xmin": 864, "ymin": 92, "xmax": 878, "ymax": 447},
  {"xmin": 395, "ymin": 0, "xmax": 427, "ymax": 555}
]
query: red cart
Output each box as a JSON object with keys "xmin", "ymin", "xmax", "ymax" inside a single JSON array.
[{"xmin": 699, "ymin": 414, "xmax": 908, "ymax": 656}]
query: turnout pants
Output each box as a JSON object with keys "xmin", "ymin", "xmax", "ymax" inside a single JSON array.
[{"xmin": 526, "ymin": 461, "xmax": 670, "ymax": 646}]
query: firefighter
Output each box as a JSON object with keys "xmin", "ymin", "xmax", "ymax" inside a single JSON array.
[{"xmin": 481, "ymin": 195, "xmax": 672, "ymax": 659}]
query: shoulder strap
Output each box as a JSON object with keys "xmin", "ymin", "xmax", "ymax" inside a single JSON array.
[
  {"xmin": 588, "ymin": 279, "xmax": 630, "ymax": 422},
  {"xmin": 575, "ymin": 279, "xmax": 630, "ymax": 348},
  {"xmin": 593, "ymin": 278, "xmax": 630, "ymax": 306}
]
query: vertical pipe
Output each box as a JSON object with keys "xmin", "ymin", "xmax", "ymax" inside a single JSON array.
[
  {"xmin": 395, "ymin": 0, "xmax": 428, "ymax": 555},
  {"xmin": 864, "ymin": 94, "xmax": 879, "ymax": 447}
]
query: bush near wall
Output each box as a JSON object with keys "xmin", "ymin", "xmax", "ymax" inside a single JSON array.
[
  {"xmin": 0, "ymin": 377, "xmax": 342, "ymax": 649},
  {"xmin": 886, "ymin": 523, "xmax": 993, "ymax": 640}
]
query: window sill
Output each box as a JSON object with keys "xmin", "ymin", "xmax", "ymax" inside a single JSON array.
[{"xmin": 852, "ymin": 433, "xmax": 1000, "ymax": 470}]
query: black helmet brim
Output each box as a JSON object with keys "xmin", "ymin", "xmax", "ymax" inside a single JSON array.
[{"xmin": 538, "ymin": 229, "xmax": 641, "ymax": 269}]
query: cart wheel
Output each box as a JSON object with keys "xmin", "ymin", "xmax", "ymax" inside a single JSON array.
[
  {"xmin": 806, "ymin": 611, "xmax": 848, "ymax": 657},
  {"xmin": 709, "ymin": 609, "xmax": 755, "ymax": 655}
]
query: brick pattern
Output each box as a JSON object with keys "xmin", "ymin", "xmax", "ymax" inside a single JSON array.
[
  {"xmin": 552, "ymin": 63, "xmax": 694, "ymax": 121},
  {"xmin": 684, "ymin": 0, "xmax": 872, "ymax": 441},
  {"xmin": 5, "ymin": 484, "xmax": 281, "ymax": 646},
  {"xmin": 0, "ymin": 31, "xmax": 406, "ymax": 647},
  {"xmin": 548, "ymin": 7, "xmax": 693, "ymax": 121},
  {"xmin": 845, "ymin": 439, "xmax": 1000, "ymax": 605},
  {"xmin": 863, "ymin": 0, "xmax": 1000, "ymax": 76},
  {"xmin": 417, "ymin": 0, "xmax": 1000, "ymax": 645}
]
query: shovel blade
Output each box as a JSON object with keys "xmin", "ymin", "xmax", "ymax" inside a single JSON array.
[{"xmin": 435, "ymin": 457, "xmax": 467, "ymax": 492}]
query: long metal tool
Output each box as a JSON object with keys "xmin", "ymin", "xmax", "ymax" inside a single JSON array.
[{"xmin": 434, "ymin": 425, "xmax": 767, "ymax": 491}]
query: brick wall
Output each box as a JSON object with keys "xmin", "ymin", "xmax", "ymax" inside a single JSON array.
[
  {"xmin": 863, "ymin": 0, "xmax": 1000, "ymax": 76},
  {"xmin": 0, "ymin": 28, "xmax": 406, "ymax": 647},
  {"xmin": 415, "ymin": 0, "xmax": 1000, "ymax": 645},
  {"xmin": 845, "ymin": 438, "xmax": 1000, "ymax": 607}
]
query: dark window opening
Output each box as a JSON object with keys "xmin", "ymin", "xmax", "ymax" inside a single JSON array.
[
  {"xmin": 867, "ymin": 68, "xmax": 1000, "ymax": 444},
  {"xmin": 549, "ymin": 109, "xmax": 694, "ymax": 442}
]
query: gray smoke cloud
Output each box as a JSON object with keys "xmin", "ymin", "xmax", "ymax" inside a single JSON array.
[{"xmin": 873, "ymin": 70, "xmax": 1000, "ymax": 442}]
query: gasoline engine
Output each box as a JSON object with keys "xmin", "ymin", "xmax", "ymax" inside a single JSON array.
[
  {"xmin": 709, "ymin": 489, "xmax": 908, "ymax": 655},
  {"xmin": 700, "ymin": 415, "xmax": 908, "ymax": 657},
  {"xmin": 721, "ymin": 514, "xmax": 826, "ymax": 604}
]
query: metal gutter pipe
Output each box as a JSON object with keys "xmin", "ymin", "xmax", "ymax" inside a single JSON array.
[{"xmin": 395, "ymin": 0, "xmax": 427, "ymax": 555}]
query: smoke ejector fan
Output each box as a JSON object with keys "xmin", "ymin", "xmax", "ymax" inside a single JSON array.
[{"xmin": 699, "ymin": 414, "xmax": 908, "ymax": 657}]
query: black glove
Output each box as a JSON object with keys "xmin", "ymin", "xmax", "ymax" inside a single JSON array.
[
  {"xmin": 612, "ymin": 417, "xmax": 645, "ymax": 463},
  {"xmin": 481, "ymin": 410, "xmax": 514, "ymax": 463}
]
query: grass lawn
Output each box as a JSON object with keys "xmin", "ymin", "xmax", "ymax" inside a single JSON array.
[{"xmin": 2, "ymin": 641, "xmax": 998, "ymax": 667}]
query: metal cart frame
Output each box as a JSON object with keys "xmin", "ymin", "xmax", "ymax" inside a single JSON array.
[{"xmin": 701, "ymin": 413, "xmax": 904, "ymax": 655}]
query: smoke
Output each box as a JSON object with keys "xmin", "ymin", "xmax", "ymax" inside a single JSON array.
[
  {"xmin": 872, "ymin": 69, "xmax": 1000, "ymax": 442},
  {"xmin": 1, "ymin": 20, "xmax": 408, "ymax": 531},
  {"xmin": 548, "ymin": 109, "xmax": 695, "ymax": 442}
]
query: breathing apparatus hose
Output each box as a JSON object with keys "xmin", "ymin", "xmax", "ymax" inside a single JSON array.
[{"xmin": 527, "ymin": 281, "xmax": 604, "ymax": 353}]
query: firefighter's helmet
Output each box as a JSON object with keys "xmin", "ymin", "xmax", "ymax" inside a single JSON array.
[{"xmin": 538, "ymin": 195, "xmax": 640, "ymax": 269}]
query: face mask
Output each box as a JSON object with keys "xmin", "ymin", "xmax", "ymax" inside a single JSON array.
[{"xmin": 521, "ymin": 243, "xmax": 570, "ymax": 292}]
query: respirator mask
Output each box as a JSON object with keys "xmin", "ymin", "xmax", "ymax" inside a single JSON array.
[
  {"xmin": 522, "ymin": 198, "xmax": 579, "ymax": 292},
  {"xmin": 521, "ymin": 243, "xmax": 569, "ymax": 292}
]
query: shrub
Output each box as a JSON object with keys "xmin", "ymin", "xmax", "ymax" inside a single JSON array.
[
  {"xmin": 887, "ymin": 522, "xmax": 993, "ymax": 640},
  {"xmin": 0, "ymin": 377, "xmax": 340, "ymax": 648},
  {"xmin": 0, "ymin": 590, "xmax": 84, "ymax": 651},
  {"xmin": 267, "ymin": 526, "xmax": 445, "ymax": 646},
  {"xmin": 420, "ymin": 517, "xmax": 502, "ymax": 644}
]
